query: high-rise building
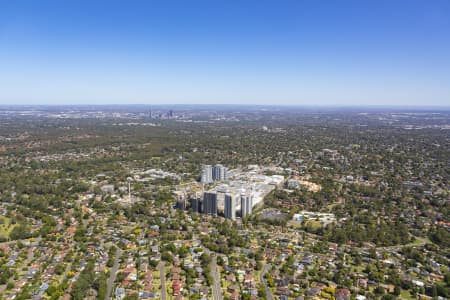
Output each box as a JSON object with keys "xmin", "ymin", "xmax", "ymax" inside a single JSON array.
[
  {"xmin": 215, "ymin": 191, "xmax": 226, "ymax": 213},
  {"xmin": 200, "ymin": 164, "xmax": 228, "ymax": 183},
  {"xmin": 212, "ymin": 164, "xmax": 228, "ymax": 181},
  {"xmin": 189, "ymin": 195, "xmax": 202, "ymax": 213},
  {"xmin": 173, "ymin": 191, "xmax": 187, "ymax": 210},
  {"xmin": 203, "ymin": 191, "xmax": 217, "ymax": 215},
  {"xmin": 200, "ymin": 165, "xmax": 213, "ymax": 183},
  {"xmin": 224, "ymin": 193, "xmax": 237, "ymax": 220},
  {"xmin": 241, "ymin": 194, "xmax": 253, "ymax": 217}
]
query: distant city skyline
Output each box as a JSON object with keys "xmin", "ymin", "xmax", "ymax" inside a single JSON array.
[{"xmin": 1, "ymin": 0, "xmax": 450, "ymax": 106}]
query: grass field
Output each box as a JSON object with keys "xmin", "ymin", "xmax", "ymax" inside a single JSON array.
[{"xmin": 305, "ymin": 220, "xmax": 322, "ymax": 232}]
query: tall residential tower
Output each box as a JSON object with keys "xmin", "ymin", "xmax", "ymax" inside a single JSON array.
[
  {"xmin": 241, "ymin": 194, "xmax": 253, "ymax": 218},
  {"xmin": 224, "ymin": 193, "xmax": 238, "ymax": 220},
  {"xmin": 203, "ymin": 191, "xmax": 218, "ymax": 215}
]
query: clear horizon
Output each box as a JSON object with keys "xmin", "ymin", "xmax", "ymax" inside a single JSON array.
[
  {"xmin": 1, "ymin": 104, "xmax": 449, "ymax": 110},
  {"xmin": 1, "ymin": 0, "xmax": 450, "ymax": 106}
]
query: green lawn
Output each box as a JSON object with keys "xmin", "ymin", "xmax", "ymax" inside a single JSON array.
[
  {"xmin": 399, "ymin": 289, "xmax": 415, "ymax": 300},
  {"xmin": 0, "ymin": 216, "xmax": 17, "ymax": 239},
  {"xmin": 410, "ymin": 236, "xmax": 431, "ymax": 246}
]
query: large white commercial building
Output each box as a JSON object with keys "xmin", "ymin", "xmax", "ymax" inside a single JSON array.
[
  {"xmin": 198, "ymin": 165, "xmax": 284, "ymax": 219},
  {"xmin": 176, "ymin": 165, "xmax": 286, "ymax": 219}
]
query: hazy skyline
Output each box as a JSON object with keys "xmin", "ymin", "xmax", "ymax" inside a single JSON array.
[{"xmin": 1, "ymin": 0, "xmax": 450, "ymax": 106}]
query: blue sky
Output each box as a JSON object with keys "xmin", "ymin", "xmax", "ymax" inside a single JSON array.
[{"xmin": 0, "ymin": 0, "xmax": 449, "ymax": 106}]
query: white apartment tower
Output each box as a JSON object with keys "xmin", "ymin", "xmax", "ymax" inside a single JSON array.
[
  {"xmin": 224, "ymin": 193, "xmax": 237, "ymax": 220},
  {"xmin": 200, "ymin": 165, "xmax": 213, "ymax": 183},
  {"xmin": 212, "ymin": 164, "xmax": 228, "ymax": 181},
  {"xmin": 241, "ymin": 194, "xmax": 253, "ymax": 217}
]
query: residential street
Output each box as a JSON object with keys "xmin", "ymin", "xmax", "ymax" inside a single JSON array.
[
  {"xmin": 105, "ymin": 247, "xmax": 122, "ymax": 300},
  {"xmin": 211, "ymin": 255, "xmax": 223, "ymax": 300},
  {"xmin": 260, "ymin": 263, "xmax": 274, "ymax": 300},
  {"xmin": 158, "ymin": 261, "xmax": 167, "ymax": 300}
]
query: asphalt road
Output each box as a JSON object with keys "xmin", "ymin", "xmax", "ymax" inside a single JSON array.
[
  {"xmin": 211, "ymin": 255, "xmax": 223, "ymax": 300},
  {"xmin": 260, "ymin": 263, "xmax": 274, "ymax": 300},
  {"xmin": 105, "ymin": 247, "xmax": 122, "ymax": 300},
  {"xmin": 158, "ymin": 261, "xmax": 167, "ymax": 300}
]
